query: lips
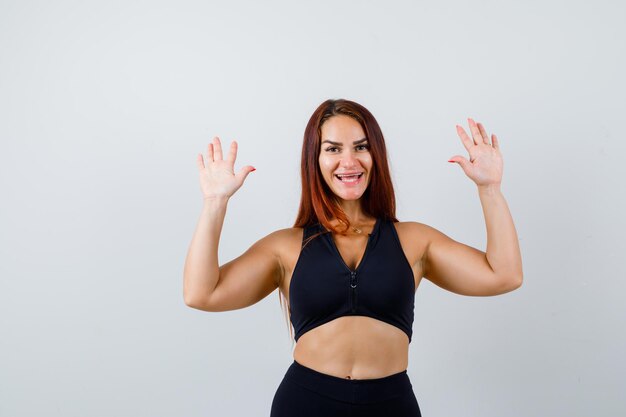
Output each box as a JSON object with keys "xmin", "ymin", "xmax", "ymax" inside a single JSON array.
[
  {"xmin": 335, "ymin": 173, "xmax": 364, "ymax": 183},
  {"xmin": 335, "ymin": 173, "xmax": 363, "ymax": 180}
]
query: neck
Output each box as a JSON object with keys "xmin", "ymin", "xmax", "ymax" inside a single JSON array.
[
  {"xmin": 339, "ymin": 200, "xmax": 365, "ymax": 223},
  {"xmin": 336, "ymin": 200, "xmax": 368, "ymax": 224}
]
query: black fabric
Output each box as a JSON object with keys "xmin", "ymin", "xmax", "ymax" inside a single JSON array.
[
  {"xmin": 289, "ymin": 217, "xmax": 416, "ymax": 343},
  {"xmin": 270, "ymin": 360, "xmax": 422, "ymax": 416}
]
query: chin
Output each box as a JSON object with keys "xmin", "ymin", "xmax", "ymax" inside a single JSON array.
[{"xmin": 332, "ymin": 189, "xmax": 366, "ymax": 201}]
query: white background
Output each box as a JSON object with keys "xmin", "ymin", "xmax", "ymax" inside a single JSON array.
[{"xmin": 1, "ymin": 0, "xmax": 624, "ymax": 416}]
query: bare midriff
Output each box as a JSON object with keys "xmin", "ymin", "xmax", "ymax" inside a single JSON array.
[{"xmin": 292, "ymin": 316, "xmax": 410, "ymax": 380}]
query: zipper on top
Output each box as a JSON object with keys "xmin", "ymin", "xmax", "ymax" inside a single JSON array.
[
  {"xmin": 350, "ymin": 271, "xmax": 357, "ymax": 312},
  {"xmin": 325, "ymin": 219, "xmax": 378, "ymax": 313}
]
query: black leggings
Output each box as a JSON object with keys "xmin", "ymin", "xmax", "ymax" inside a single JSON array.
[{"xmin": 270, "ymin": 360, "xmax": 422, "ymax": 417}]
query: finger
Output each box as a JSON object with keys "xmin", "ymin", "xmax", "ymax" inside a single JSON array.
[
  {"xmin": 477, "ymin": 122, "xmax": 491, "ymax": 145},
  {"xmin": 455, "ymin": 125, "xmax": 474, "ymax": 152},
  {"xmin": 492, "ymin": 134, "xmax": 500, "ymax": 150},
  {"xmin": 213, "ymin": 136, "xmax": 223, "ymax": 160},
  {"xmin": 227, "ymin": 140, "xmax": 238, "ymax": 163},
  {"xmin": 467, "ymin": 118, "xmax": 483, "ymax": 145},
  {"xmin": 448, "ymin": 155, "xmax": 472, "ymax": 173},
  {"xmin": 207, "ymin": 138, "xmax": 216, "ymax": 162},
  {"xmin": 236, "ymin": 165, "xmax": 256, "ymax": 184},
  {"xmin": 197, "ymin": 153, "xmax": 205, "ymax": 170}
]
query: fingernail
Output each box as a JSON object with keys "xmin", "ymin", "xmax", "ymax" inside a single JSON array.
[
  {"xmin": 251, "ymin": 167, "xmax": 256, "ymax": 171},
  {"xmin": 448, "ymin": 160, "xmax": 455, "ymax": 163}
]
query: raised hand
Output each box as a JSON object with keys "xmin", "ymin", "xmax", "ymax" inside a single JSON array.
[
  {"xmin": 196, "ymin": 136, "xmax": 256, "ymax": 200},
  {"xmin": 448, "ymin": 118, "xmax": 503, "ymax": 187}
]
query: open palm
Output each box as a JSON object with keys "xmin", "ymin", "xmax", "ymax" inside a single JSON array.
[
  {"xmin": 196, "ymin": 136, "xmax": 255, "ymax": 200},
  {"xmin": 449, "ymin": 118, "xmax": 503, "ymax": 187}
]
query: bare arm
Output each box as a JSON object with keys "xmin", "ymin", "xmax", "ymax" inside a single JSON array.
[
  {"xmin": 182, "ymin": 193, "xmax": 283, "ymax": 311},
  {"xmin": 423, "ymin": 118, "xmax": 523, "ymax": 296},
  {"xmin": 183, "ymin": 196, "xmax": 229, "ymax": 306},
  {"xmin": 183, "ymin": 137, "xmax": 264, "ymax": 310},
  {"xmin": 479, "ymin": 184, "xmax": 523, "ymax": 282},
  {"xmin": 422, "ymin": 184, "xmax": 523, "ymax": 296}
]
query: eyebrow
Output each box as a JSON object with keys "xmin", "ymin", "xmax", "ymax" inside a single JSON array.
[{"xmin": 321, "ymin": 138, "xmax": 368, "ymax": 146}]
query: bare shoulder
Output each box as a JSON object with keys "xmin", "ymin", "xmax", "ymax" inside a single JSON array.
[
  {"xmin": 393, "ymin": 220, "xmax": 460, "ymax": 265},
  {"xmin": 393, "ymin": 220, "xmax": 432, "ymax": 244},
  {"xmin": 264, "ymin": 226, "xmax": 303, "ymax": 249},
  {"xmin": 391, "ymin": 220, "xmax": 431, "ymax": 269},
  {"xmin": 261, "ymin": 226, "xmax": 304, "ymax": 274},
  {"xmin": 394, "ymin": 220, "xmax": 445, "ymax": 243}
]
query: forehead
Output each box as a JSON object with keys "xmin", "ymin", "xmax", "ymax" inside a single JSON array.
[{"xmin": 320, "ymin": 115, "xmax": 366, "ymax": 142}]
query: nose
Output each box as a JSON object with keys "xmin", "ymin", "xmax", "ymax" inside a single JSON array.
[{"xmin": 340, "ymin": 150, "xmax": 359, "ymax": 167}]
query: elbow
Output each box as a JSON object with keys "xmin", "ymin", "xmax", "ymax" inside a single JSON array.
[
  {"xmin": 511, "ymin": 277, "xmax": 523, "ymax": 292},
  {"xmin": 183, "ymin": 293, "xmax": 196, "ymax": 308},
  {"xmin": 513, "ymin": 267, "xmax": 524, "ymax": 288},
  {"xmin": 183, "ymin": 290, "xmax": 208, "ymax": 310},
  {"xmin": 492, "ymin": 272, "xmax": 523, "ymax": 295},
  {"xmin": 183, "ymin": 284, "xmax": 193, "ymax": 307},
  {"xmin": 504, "ymin": 273, "xmax": 523, "ymax": 292}
]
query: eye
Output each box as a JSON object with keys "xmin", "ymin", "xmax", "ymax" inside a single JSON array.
[
  {"xmin": 356, "ymin": 144, "xmax": 370, "ymax": 151},
  {"xmin": 325, "ymin": 146, "xmax": 339, "ymax": 152}
]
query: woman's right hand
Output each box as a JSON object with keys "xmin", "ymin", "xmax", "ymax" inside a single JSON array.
[{"xmin": 196, "ymin": 136, "xmax": 256, "ymax": 200}]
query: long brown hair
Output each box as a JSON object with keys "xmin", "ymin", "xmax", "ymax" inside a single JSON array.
[{"xmin": 278, "ymin": 98, "xmax": 399, "ymax": 344}]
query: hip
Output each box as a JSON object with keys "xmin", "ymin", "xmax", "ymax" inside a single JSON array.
[{"xmin": 270, "ymin": 360, "xmax": 421, "ymax": 417}]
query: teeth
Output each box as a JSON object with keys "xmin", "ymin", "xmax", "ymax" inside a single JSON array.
[{"xmin": 336, "ymin": 173, "xmax": 362, "ymax": 182}]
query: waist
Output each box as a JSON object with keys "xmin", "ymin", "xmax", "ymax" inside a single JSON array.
[
  {"xmin": 295, "ymin": 316, "xmax": 408, "ymax": 362},
  {"xmin": 293, "ymin": 329, "xmax": 409, "ymax": 379},
  {"xmin": 284, "ymin": 359, "xmax": 413, "ymax": 404}
]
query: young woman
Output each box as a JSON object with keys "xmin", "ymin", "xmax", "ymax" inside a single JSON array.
[{"xmin": 183, "ymin": 99, "xmax": 523, "ymax": 416}]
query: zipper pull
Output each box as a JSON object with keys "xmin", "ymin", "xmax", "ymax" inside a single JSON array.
[
  {"xmin": 350, "ymin": 271, "xmax": 358, "ymax": 312},
  {"xmin": 350, "ymin": 271, "xmax": 357, "ymax": 288}
]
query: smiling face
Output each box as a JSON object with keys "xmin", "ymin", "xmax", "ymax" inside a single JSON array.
[{"xmin": 318, "ymin": 115, "xmax": 373, "ymax": 202}]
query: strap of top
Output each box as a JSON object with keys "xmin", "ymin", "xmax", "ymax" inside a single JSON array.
[{"xmin": 301, "ymin": 222, "xmax": 321, "ymax": 248}]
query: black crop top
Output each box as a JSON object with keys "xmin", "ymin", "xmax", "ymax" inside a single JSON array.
[{"xmin": 289, "ymin": 217, "xmax": 415, "ymax": 343}]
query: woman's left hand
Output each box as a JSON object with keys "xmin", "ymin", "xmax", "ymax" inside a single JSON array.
[{"xmin": 448, "ymin": 118, "xmax": 503, "ymax": 187}]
